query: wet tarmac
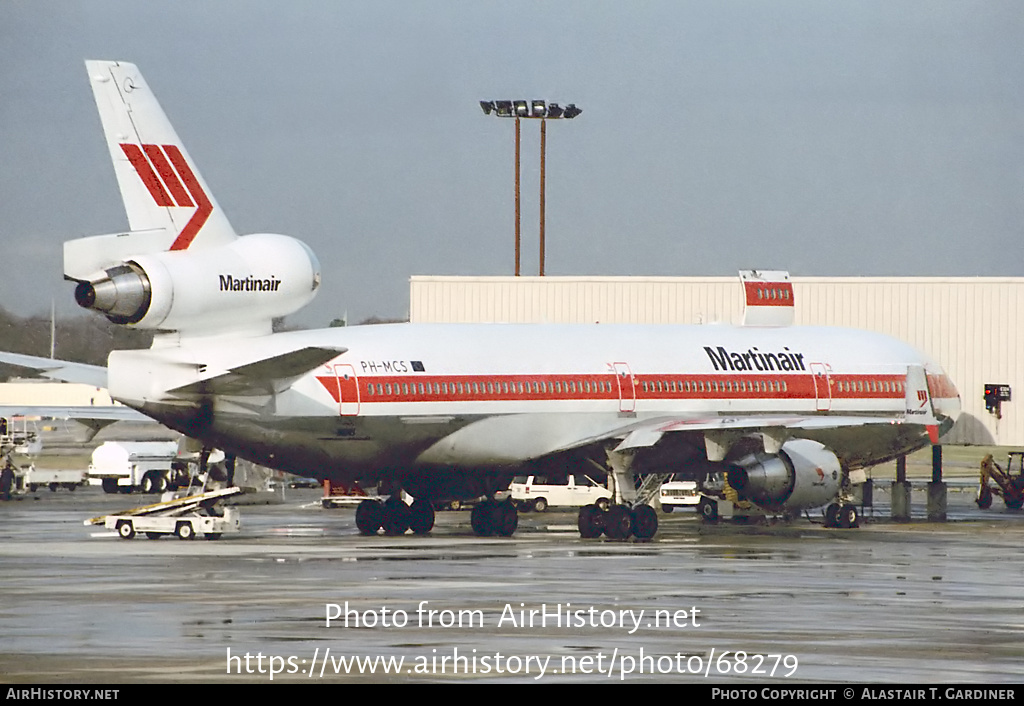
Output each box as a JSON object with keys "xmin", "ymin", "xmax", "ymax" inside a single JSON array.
[{"xmin": 1, "ymin": 485, "xmax": 1022, "ymax": 683}]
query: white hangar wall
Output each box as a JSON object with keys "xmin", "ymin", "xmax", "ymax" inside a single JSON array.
[{"xmin": 409, "ymin": 275, "xmax": 1024, "ymax": 447}]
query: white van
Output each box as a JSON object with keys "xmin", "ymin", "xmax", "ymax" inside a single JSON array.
[{"xmin": 509, "ymin": 473, "xmax": 611, "ymax": 512}]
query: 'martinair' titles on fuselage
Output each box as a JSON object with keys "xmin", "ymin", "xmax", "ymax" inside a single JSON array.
[
  {"xmin": 218, "ymin": 275, "xmax": 282, "ymax": 292},
  {"xmin": 704, "ymin": 345, "xmax": 807, "ymax": 372}
]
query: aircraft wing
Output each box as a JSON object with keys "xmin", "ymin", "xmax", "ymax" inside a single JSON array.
[
  {"xmin": 0, "ymin": 405, "xmax": 147, "ymax": 421},
  {"xmin": 0, "ymin": 352, "xmax": 108, "ymax": 387},
  {"xmin": 0, "ymin": 404, "xmax": 150, "ymax": 442},
  {"xmin": 610, "ymin": 414, "xmax": 904, "ymax": 452}
]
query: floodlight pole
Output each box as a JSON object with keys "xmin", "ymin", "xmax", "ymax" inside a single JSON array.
[
  {"xmin": 515, "ymin": 117, "xmax": 521, "ymax": 277},
  {"xmin": 539, "ymin": 118, "xmax": 546, "ymax": 276},
  {"xmin": 481, "ymin": 100, "xmax": 579, "ymax": 277}
]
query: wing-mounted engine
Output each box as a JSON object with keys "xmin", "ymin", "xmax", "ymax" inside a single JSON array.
[
  {"xmin": 725, "ymin": 438, "xmax": 841, "ymax": 512},
  {"xmin": 69, "ymin": 233, "xmax": 321, "ymax": 336}
]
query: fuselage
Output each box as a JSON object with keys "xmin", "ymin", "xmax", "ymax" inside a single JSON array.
[{"xmin": 108, "ymin": 321, "xmax": 961, "ymax": 483}]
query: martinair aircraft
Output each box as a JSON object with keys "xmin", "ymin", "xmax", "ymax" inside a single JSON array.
[{"xmin": 0, "ymin": 61, "xmax": 961, "ymax": 540}]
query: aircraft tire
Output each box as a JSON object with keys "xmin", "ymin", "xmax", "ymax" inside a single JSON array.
[
  {"xmin": 117, "ymin": 520, "xmax": 135, "ymax": 540},
  {"xmin": 631, "ymin": 505, "xmax": 658, "ymax": 539},
  {"xmin": 471, "ymin": 502, "xmax": 493, "ymax": 536},
  {"xmin": 355, "ymin": 500, "xmax": 384, "ymax": 535},
  {"xmin": 1005, "ymin": 496, "xmax": 1024, "ymax": 510},
  {"xmin": 824, "ymin": 503, "xmax": 841, "ymax": 528},
  {"xmin": 839, "ymin": 504, "xmax": 859, "ymax": 529},
  {"xmin": 604, "ymin": 505, "xmax": 633, "ymax": 540},
  {"xmin": 408, "ymin": 499, "xmax": 435, "ymax": 535},
  {"xmin": 578, "ymin": 504, "xmax": 603, "ymax": 538},
  {"xmin": 382, "ymin": 498, "xmax": 411, "ymax": 535},
  {"xmin": 492, "ymin": 501, "xmax": 518, "ymax": 537}
]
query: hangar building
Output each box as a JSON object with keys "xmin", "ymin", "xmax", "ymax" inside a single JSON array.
[{"xmin": 410, "ymin": 275, "xmax": 1024, "ymax": 447}]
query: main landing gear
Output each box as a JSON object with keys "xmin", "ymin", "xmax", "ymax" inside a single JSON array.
[
  {"xmin": 823, "ymin": 502, "xmax": 859, "ymax": 528},
  {"xmin": 577, "ymin": 503, "xmax": 658, "ymax": 540},
  {"xmin": 355, "ymin": 496, "xmax": 435, "ymax": 536},
  {"xmin": 470, "ymin": 499, "xmax": 518, "ymax": 537}
]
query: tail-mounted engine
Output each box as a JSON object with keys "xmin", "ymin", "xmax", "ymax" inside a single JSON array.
[
  {"xmin": 70, "ymin": 233, "xmax": 321, "ymax": 335},
  {"xmin": 725, "ymin": 439, "xmax": 841, "ymax": 512}
]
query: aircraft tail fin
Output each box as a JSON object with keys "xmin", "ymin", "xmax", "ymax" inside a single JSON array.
[
  {"xmin": 740, "ymin": 271, "xmax": 794, "ymax": 327},
  {"xmin": 904, "ymin": 364, "xmax": 940, "ymax": 442},
  {"xmin": 66, "ymin": 62, "xmax": 320, "ymax": 336},
  {"xmin": 82, "ymin": 61, "xmax": 236, "ymax": 262}
]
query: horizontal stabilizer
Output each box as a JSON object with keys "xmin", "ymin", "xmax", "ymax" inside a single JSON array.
[
  {"xmin": 170, "ymin": 346, "xmax": 346, "ymax": 397},
  {"xmin": 0, "ymin": 352, "xmax": 108, "ymax": 387},
  {"xmin": 64, "ymin": 230, "xmax": 170, "ymax": 281}
]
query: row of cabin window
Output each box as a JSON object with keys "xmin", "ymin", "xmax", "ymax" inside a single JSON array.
[
  {"xmin": 837, "ymin": 379, "xmax": 904, "ymax": 394},
  {"xmin": 364, "ymin": 379, "xmax": 617, "ymax": 398},
  {"xmin": 641, "ymin": 379, "xmax": 788, "ymax": 394}
]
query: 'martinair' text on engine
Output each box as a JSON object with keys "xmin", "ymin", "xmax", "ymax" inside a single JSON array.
[{"xmin": 219, "ymin": 275, "xmax": 282, "ymax": 292}]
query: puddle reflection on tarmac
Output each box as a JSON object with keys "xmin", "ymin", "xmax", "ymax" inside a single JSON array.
[{"xmin": 1, "ymin": 487, "xmax": 1022, "ymax": 683}]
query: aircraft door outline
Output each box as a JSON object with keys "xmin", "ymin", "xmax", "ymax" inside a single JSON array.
[
  {"xmin": 612, "ymin": 362, "xmax": 636, "ymax": 413},
  {"xmin": 333, "ymin": 364, "xmax": 361, "ymax": 416},
  {"xmin": 811, "ymin": 362, "xmax": 832, "ymax": 412}
]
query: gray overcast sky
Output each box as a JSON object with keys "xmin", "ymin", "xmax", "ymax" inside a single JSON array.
[{"xmin": 1, "ymin": 1, "xmax": 1022, "ymax": 327}]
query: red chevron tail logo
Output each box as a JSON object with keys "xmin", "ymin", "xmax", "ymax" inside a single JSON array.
[{"xmin": 120, "ymin": 143, "xmax": 213, "ymax": 250}]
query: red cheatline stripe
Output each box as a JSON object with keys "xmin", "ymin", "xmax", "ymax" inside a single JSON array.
[
  {"xmin": 314, "ymin": 372, "xmax": 913, "ymax": 405},
  {"xmin": 744, "ymin": 281, "xmax": 794, "ymax": 307},
  {"xmin": 163, "ymin": 144, "xmax": 213, "ymax": 250},
  {"xmin": 143, "ymin": 144, "xmax": 193, "ymax": 208},
  {"xmin": 120, "ymin": 144, "xmax": 174, "ymax": 207}
]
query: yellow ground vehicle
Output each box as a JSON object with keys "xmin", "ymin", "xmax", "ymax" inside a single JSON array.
[{"xmin": 977, "ymin": 453, "xmax": 1024, "ymax": 510}]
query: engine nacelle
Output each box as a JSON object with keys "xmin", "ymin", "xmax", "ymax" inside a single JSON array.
[
  {"xmin": 725, "ymin": 439, "xmax": 841, "ymax": 512},
  {"xmin": 72, "ymin": 233, "xmax": 321, "ymax": 334}
]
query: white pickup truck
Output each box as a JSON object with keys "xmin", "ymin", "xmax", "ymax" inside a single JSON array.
[
  {"xmin": 509, "ymin": 474, "xmax": 611, "ymax": 512},
  {"xmin": 658, "ymin": 479, "xmax": 701, "ymax": 512}
]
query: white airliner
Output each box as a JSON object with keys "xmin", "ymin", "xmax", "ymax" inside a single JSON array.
[{"xmin": 0, "ymin": 61, "xmax": 961, "ymax": 539}]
